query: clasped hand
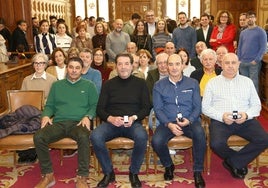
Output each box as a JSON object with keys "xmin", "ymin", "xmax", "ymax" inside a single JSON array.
[
  {"xmin": 107, "ymin": 116, "xmax": 134, "ymax": 127},
  {"xmin": 222, "ymin": 112, "xmax": 247, "ymax": 125},
  {"xmin": 167, "ymin": 118, "xmax": 190, "ymax": 136}
]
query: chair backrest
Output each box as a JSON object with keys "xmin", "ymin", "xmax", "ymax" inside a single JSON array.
[{"xmin": 7, "ymin": 90, "xmax": 44, "ymax": 112}]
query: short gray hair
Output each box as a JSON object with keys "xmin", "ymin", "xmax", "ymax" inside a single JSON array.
[
  {"xmin": 200, "ymin": 49, "xmax": 217, "ymax": 62},
  {"xmin": 31, "ymin": 53, "xmax": 49, "ymax": 64}
]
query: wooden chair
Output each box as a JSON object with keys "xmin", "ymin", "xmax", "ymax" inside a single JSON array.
[
  {"xmin": 0, "ymin": 90, "xmax": 78, "ymax": 165},
  {"xmin": 94, "ymin": 117, "xmax": 150, "ymax": 175}
]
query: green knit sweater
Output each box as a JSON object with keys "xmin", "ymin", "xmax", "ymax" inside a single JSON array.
[{"xmin": 42, "ymin": 78, "xmax": 98, "ymax": 123}]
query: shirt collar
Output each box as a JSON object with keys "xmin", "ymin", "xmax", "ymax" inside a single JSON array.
[
  {"xmin": 67, "ymin": 76, "xmax": 81, "ymax": 84},
  {"xmin": 31, "ymin": 72, "xmax": 47, "ymax": 80},
  {"xmin": 168, "ymin": 76, "xmax": 183, "ymax": 85}
]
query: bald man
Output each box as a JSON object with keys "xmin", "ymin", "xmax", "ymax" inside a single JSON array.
[{"xmin": 202, "ymin": 53, "xmax": 268, "ymax": 179}]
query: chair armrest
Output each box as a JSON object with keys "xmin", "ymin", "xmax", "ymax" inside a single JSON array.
[{"xmin": 0, "ymin": 109, "xmax": 11, "ymax": 117}]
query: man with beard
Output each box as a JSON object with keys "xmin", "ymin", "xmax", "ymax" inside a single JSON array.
[
  {"xmin": 237, "ymin": 11, "xmax": 267, "ymax": 93},
  {"xmin": 106, "ymin": 19, "xmax": 130, "ymax": 62},
  {"xmin": 172, "ymin": 12, "xmax": 197, "ymax": 59}
]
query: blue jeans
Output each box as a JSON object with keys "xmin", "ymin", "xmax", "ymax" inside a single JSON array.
[
  {"xmin": 239, "ymin": 61, "xmax": 262, "ymax": 93},
  {"xmin": 151, "ymin": 121, "xmax": 206, "ymax": 172},
  {"xmin": 90, "ymin": 121, "xmax": 148, "ymax": 174},
  {"xmin": 209, "ymin": 119, "xmax": 268, "ymax": 169}
]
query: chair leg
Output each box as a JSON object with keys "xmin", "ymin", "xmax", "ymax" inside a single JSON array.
[
  {"xmin": 60, "ymin": 149, "xmax": 63, "ymax": 166},
  {"xmin": 13, "ymin": 151, "xmax": 17, "ymax": 165},
  {"xmin": 256, "ymin": 156, "xmax": 259, "ymax": 174},
  {"xmin": 206, "ymin": 146, "xmax": 211, "ymax": 175},
  {"xmin": 153, "ymin": 151, "xmax": 158, "ymax": 174},
  {"xmin": 146, "ymin": 146, "xmax": 150, "ymax": 175}
]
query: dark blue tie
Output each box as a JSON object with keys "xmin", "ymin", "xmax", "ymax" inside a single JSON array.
[{"xmin": 42, "ymin": 33, "xmax": 50, "ymax": 54}]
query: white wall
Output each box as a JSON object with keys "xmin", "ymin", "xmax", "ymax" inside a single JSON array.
[
  {"xmin": 75, "ymin": 0, "xmax": 200, "ymax": 21},
  {"xmin": 166, "ymin": 0, "xmax": 200, "ymax": 20},
  {"xmin": 75, "ymin": 0, "xmax": 108, "ymax": 21}
]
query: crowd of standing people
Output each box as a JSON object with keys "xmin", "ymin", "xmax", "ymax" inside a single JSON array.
[{"xmin": 0, "ymin": 9, "xmax": 268, "ymax": 188}]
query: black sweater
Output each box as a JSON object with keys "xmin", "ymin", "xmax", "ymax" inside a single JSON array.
[{"xmin": 97, "ymin": 75, "xmax": 151, "ymax": 122}]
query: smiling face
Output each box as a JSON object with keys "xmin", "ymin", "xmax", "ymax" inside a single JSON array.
[
  {"xmin": 136, "ymin": 21, "xmax": 145, "ymax": 33},
  {"xmin": 116, "ymin": 56, "xmax": 133, "ymax": 79},
  {"xmin": 57, "ymin": 23, "xmax": 67, "ymax": 35},
  {"xmin": 79, "ymin": 51, "xmax": 92, "ymax": 67},
  {"xmin": 93, "ymin": 50, "xmax": 104, "ymax": 66},
  {"xmin": 139, "ymin": 52, "xmax": 150, "ymax": 67},
  {"xmin": 219, "ymin": 12, "xmax": 229, "ymax": 25},
  {"xmin": 221, "ymin": 53, "xmax": 240, "ymax": 79},
  {"xmin": 157, "ymin": 20, "xmax": 165, "ymax": 32},
  {"xmin": 40, "ymin": 21, "xmax": 49, "ymax": 33},
  {"xmin": 66, "ymin": 60, "xmax": 83, "ymax": 82},
  {"xmin": 167, "ymin": 54, "xmax": 184, "ymax": 80},
  {"xmin": 95, "ymin": 23, "xmax": 104, "ymax": 34},
  {"xmin": 201, "ymin": 51, "xmax": 216, "ymax": 72},
  {"xmin": 54, "ymin": 50, "xmax": 66, "ymax": 67}
]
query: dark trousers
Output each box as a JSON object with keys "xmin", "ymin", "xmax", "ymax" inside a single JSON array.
[
  {"xmin": 90, "ymin": 121, "xmax": 148, "ymax": 174},
  {"xmin": 209, "ymin": 119, "xmax": 268, "ymax": 169},
  {"xmin": 151, "ymin": 121, "xmax": 206, "ymax": 172},
  {"xmin": 34, "ymin": 121, "xmax": 90, "ymax": 176}
]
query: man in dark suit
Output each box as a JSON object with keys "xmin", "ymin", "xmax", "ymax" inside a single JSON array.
[
  {"xmin": 11, "ymin": 20, "xmax": 29, "ymax": 53},
  {"xmin": 190, "ymin": 41, "xmax": 207, "ymax": 70},
  {"xmin": 144, "ymin": 10, "xmax": 156, "ymax": 36},
  {"xmin": 196, "ymin": 13, "xmax": 213, "ymax": 49},
  {"xmin": 146, "ymin": 52, "xmax": 169, "ymax": 103}
]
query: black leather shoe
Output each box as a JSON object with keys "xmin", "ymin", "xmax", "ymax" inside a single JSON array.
[
  {"xmin": 164, "ymin": 164, "xmax": 175, "ymax": 180},
  {"xmin": 194, "ymin": 172, "xmax": 205, "ymax": 188},
  {"xmin": 97, "ymin": 171, "xmax": 115, "ymax": 188},
  {"xmin": 129, "ymin": 172, "xmax": 141, "ymax": 188},
  {"xmin": 222, "ymin": 160, "xmax": 245, "ymax": 179},
  {"xmin": 238, "ymin": 167, "xmax": 248, "ymax": 176}
]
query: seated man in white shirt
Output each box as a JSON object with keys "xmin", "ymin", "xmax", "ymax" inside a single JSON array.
[{"xmin": 202, "ymin": 53, "xmax": 268, "ymax": 179}]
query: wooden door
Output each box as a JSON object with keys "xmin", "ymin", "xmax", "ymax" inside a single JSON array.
[
  {"xmin": 113, "ymin": 0, "xmax": 152, "ymax": 22},
  {"xmin": 210, "ymin": 0, "xmax": 256, "ymax": 26}
]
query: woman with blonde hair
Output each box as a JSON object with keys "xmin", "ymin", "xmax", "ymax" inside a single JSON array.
[
  {"xmin": 152, "ymin": 19, "xmax": 172, "ymax": 58},
  {"xmin": 137, "ymin": 49, "xmax": 155, "ymax": 79}
]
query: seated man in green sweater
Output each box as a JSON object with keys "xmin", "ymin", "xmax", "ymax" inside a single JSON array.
[{"xmin": 34, "ymin": 57, "xmax": 98, "ymax": 188}]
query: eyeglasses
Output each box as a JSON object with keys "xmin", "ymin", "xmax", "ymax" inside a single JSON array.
[
  {"xmin": 220, "ymin": 16, "xmax": 228, "ymax": 18},
  {"xmin": 94, "ymin": 54, "xmax": 103, "ymax": 57},
  {"xmin": 146, "ymin": 14, "xmax": 154, "ymax": 17},
  {"xmin": 33, "ymin": 62, "xmax": 46, "ymax": 66},
  {"xmin": 247, "ymin": 15, "xmax": 255, "ymax": 19}
]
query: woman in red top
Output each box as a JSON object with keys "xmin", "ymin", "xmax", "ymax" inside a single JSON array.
[{"xmin": 209, "ymin": 10, "xmax": 236, "ymax": 53}]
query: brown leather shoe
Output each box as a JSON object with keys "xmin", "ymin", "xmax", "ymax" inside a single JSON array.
[
  {"xmin": 76, "ymin": 176, "xmax": 89, "ymax": 188},
  {"xmin": 35, "ymin": 173, "xmax": 55, "ymax": 188}
]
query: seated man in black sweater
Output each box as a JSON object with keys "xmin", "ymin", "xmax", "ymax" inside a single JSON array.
[{"xmin": 90, "ymin": 52, "xmax": 151, "ymax": 188}]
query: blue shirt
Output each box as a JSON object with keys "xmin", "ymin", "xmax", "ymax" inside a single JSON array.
[
  {"xmin": 238, "ymin": 26, "xmax": 267, "ymax": 63},
  {"xmin": 81, "ymin": 68, "xmax": 102, "ymax": 94},
  {"xmin": 153, "ymin": 76, "xmax": 201, "ymax": 126}
]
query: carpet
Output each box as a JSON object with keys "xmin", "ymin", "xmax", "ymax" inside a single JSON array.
[
  {"xmin": 0, "ymin": 116, "xmax": 268, "ymax": 188},
  {"xmin": 0, "ymin": 148, "xmax": 267, "ymax": 188}
]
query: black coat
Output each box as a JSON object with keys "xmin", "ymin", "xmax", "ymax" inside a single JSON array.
[
  {"xmin": 196, "ymin": 26, "xmax": 213, "ymax": 48},
  {"xmin": 11, "ymin": 27, "xmax": 29, "ymax": 52}
]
